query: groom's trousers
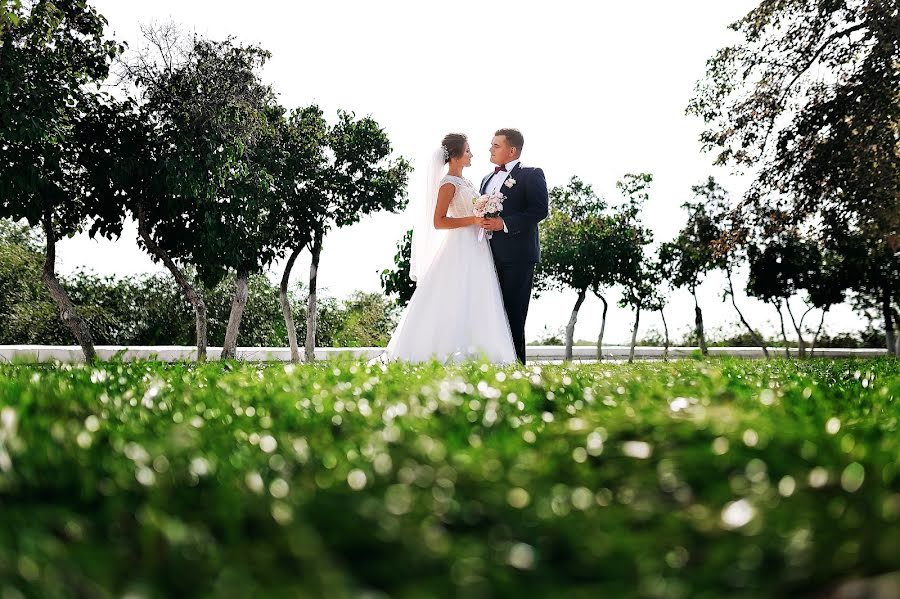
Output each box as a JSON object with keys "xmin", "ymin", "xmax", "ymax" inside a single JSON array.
[{"xmin": 494, "ymin": 261, "xmax": 535, "ymax": 365}]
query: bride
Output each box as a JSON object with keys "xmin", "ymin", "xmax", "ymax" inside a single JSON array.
[{"xmin": 382, "ymin": 133, "xmax": 517, "ymax": 363}]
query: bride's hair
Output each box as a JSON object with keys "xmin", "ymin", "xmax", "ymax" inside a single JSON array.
[{"xmin": 441, "ymin": 133, "xmax": 467, "ymax": 164}]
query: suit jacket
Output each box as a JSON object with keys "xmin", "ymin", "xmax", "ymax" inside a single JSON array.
[{"xmin": 480, "ymin": 162, "xmax": 549, "ymax": 264}]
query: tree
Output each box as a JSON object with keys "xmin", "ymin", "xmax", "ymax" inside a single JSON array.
[
  {"xmin": 805, "ymin": 249, "xmax": 851, "ymax": 354},
  {"xmin": 621, "ymin": 256, "xmax": 665, "ymax": 364},
  {"xmin": 689, "ymin": 0, "xmax": 899, "ymax": 353},
  {"xmin": 657, "ymin": 179, "xmax": 726, "ymax": 356},
  {"xmin": 275, "ymin": 105, "xmax": 328, "ymax": 362},
  {"xmin": 612, "ymin": 174, "xmax": 655, "ymax": 363},
  {"xmin": 0, "ymin": 0, "xmax": 125, "ymax": 361},
  {"xmin": 842, "ymin": 232, "xmax": 900, "ymax": 356},
  {"xmin": 119, "ymin": 28, "xmax": 287, "ymax": 360},
  {"xmin": 653, "ymin": 246, "xmax": 674, "ymax": 360},
  {"xmin": 380, "ymin": 229, "xmax": 416, "ymax": 308},
  {"xmin": 699, "ymin": 178, "xmax": 771, "ymax": 359},
  {"xmin": 535, "ymin": 177, "xmax": 617, "ymax": 360},
  {"xmin": 282, "ymin": 111, "xmax": 410, "ymax": 362},
  {"xmin": 746, "ymin": 229, "xmax": 819, "ymax": 357},
  {"xmin": 211, "ymin": 100, "xmax": 292, "ymax": 360}
]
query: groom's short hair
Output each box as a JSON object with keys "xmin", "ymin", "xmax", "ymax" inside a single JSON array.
[{"xmin": 495, "ymin": 128, "xmax": 524, "ymax": 154}]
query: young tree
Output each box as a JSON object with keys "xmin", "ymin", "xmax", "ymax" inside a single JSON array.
[
  {"xmin": 653, "ymin": 246, "xmax": 675, "ymax": 360},
  {"xmin": 805, "ymin": 249, "xmax": 851, "ymax": 354},
  {"xmin": 119, "ymin": 29, "xmax": 286, "ymax": 360},
  {"xmin": 275, "ymin": 105, "xmax": 328, "ymax": 362},
  {"xmin": 698, "ymin": 178, "xmax": 771, "ymax": 358},
  {"xmin": 535, "ymin": 177, "xmax": 616, "ymax": 360},
  {"xmin": 286, "ymin": 112, "xmax": 410, "ymax": 362},
  {"xmin": 0, "ymin": 0, "xmax": 124, "ymax": 361},
  {"xmin": 843, "ymin": 232, "xmax": 900, "ymax": 356},
  {"xmin": 657, "ymin": 180, "xmax": 726, "ymax": 356},
  {"xmin": 380, "ymin": 229, "xmax": 416, "ymax": 309},
  {"xmin": 746, "ymin": 230, "xmax": 820, "ymax": 358},
  {"xmin": 621, "ymin": 257, "xmax": 664, "ymax": 364},
  {"xmin": 214, "ymin": 100, "xmax": 293, "ymax": 360},
  {"xmin": 611, "ymin": 174, "xmax": 655, "ymax": 363}
]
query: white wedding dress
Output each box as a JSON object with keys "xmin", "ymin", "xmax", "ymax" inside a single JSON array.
[{"xmin": 383, "ymin": 175, "xmax": 517, "ymax": 363}]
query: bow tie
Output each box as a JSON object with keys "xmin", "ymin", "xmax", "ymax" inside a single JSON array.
[{"xmin": 493, "ymin": 165, "xmax": 508, "ymax": 174}]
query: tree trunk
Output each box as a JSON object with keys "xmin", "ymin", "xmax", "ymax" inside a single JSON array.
[
  {"xmin": 882, "ymin": 287, "xmax": 896, "ymax": 356},
  {"xmin": 798, "ymin": 305, "xmax": 815, "ymax": 357},
  {"xmin": 279, "ymin": 246, "xmax": 303, "ymax": 363},
  {"xmin": 595, "ymin": 292, "xmax": 608, "ymax": 361},
  {"xmin": 659, "ymin": 307, "xmax": 670, "ymax": 361},
  {"xmin": 305, "ymin": 229, "xmax": 323, "ymax": 362},
  {"xmin": 727, "ymin": 268, "xmax": 769, "ymax": 359},
  {"xmin": 692, "ymin": 290, "xmax": 707, "ymax": 356},
  {"xmin": 565, "ymin": 288, "xmax": 587, "ymax": 361},
  {"xmin": 41, "ymin": 212, "xmax": 96, "ymax": 362},
  {"xmin": 221, "ymin": 267, "xmax": 250, "ymax": 360},
  {"xmin": 784, "ymin": 300, "xmax": 807, "ymax": 358},
  {"xmin": 810, "ymin": 308, "xmax": 827, "ymax": 356},
  {"xmin": 136, "ymin": 204, "xmax": 208, "ymax": 361},
  {"xmin": 775, "ymin": 299, "xmax": 791, "ymax": 358},
  {"xmin": 628, "ymin": 302, "xmax": 641, "ymax": 364},
  {"xmin": 893, "ymin": 307, "xmax": 900, "ymax": 357}
]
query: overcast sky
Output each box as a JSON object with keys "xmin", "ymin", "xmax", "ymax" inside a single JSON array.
[{"xmin": 58, "ymin": 0, "xmax": 869, "ymax": 344}]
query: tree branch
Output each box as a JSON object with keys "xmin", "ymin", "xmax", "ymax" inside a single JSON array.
[{"xmin": 758, "ymin": 21, "xmax": 869, "ymax": 155}]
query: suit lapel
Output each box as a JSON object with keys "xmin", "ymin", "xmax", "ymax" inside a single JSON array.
[
  {"xmin": 501, "ymin": 163, "xmax": 523, "ymax": 197},
  {"xmin": 480, "ymin": 173, "xmax": 491, "ymax": 195}
]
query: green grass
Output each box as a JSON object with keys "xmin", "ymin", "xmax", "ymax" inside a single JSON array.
[{"xmin": 0, "ymin": 358, "xmax": 898, "ymax": 598}]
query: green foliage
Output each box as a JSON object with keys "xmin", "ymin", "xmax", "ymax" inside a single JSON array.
[
  {"xmin": 536, "ymin": 176, "xmax": 613, "ymax": 297},
  {"xmin": 688, "ymin": 0, "xmax": 898, "ymax": 237},
  {"xmin": 688, "ymin": 0, "xmax": 899, "ymax": 346},
  {"xmin": 0, "ymin": 0, "xmax": 122, "ymax": 232},
  {"xmin": 121, "ymin": 33, "xmax": 287, "ymax": 288},
  {"xmin": 746, "ymin": 229, "xmax": 821, "ymax": 306},
  {"xmin": 1, "ymin": 358, "xmax": 899, "ymax": 596},
  {"xmin": 0, "ymin": 225, "xmax": 394, "ymax": 346},
  {"xmin": 0, "ymin": 0, "xmax": 20, "ymax": 35},
  {"xmin": 0, "ymin": 221, "xmax": 58, "ymax": 342},
  {"xmin": 329, "ymin": 292, "xmax": 399, "ymax": 348},
  {"xmin": 380, "ymin": 229, "xmax": 416, "ymax": 308},
  {"xmin": 324, "ymin": 111, "xmax": 412, "ymax": 231},
  {"xmin": 658, "ymin": 178, "xmax": 729, "ymax": 297},
  {"xmin": 612, "ymin": 174, "xmax": 657, "ymax": 310},
  {"xmin": 275, "ymin": 104, "xmax": 330, "ymax": 254}
]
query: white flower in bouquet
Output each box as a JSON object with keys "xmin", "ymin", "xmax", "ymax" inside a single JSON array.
[
  {"xmin": 472, "ymin": 190, "xmax": 505, "ymax": 240},
  {"xmin": 472, "ymin": 190, "xmax": 505, "ymax": 218}
]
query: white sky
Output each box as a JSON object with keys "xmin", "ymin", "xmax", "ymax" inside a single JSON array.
[{"xmin": 58, "ymin": 0, "xmax": 869, "ymax": 344}]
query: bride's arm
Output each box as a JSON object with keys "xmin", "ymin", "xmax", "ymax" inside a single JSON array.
[{"xmin": 433, "ymin": 183, "xmax": 482, "ymax": 229}]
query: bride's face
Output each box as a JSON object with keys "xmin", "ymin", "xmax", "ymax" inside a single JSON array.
[
  {"xmin": 452, "ymin": 142, "xmax": 472, "ymax": 168},
  {"xmin": 461, "ymin": 143, "xmax": 473, "ymax": 167}
]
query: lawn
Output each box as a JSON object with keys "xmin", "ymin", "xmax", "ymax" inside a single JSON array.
[{"xmin": 1, "ymin": 357, "xmax": 898, "ymax": 598}]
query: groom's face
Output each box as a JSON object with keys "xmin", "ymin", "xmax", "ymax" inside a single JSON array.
[{"xmin": 489, "ymin": 135, "xmax": 517, "ymax": 166}]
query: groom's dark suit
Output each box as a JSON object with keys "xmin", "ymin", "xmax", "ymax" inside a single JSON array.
[{"xmin": 480, "ymin": 162, "xmax": 549, "ymax": 364}]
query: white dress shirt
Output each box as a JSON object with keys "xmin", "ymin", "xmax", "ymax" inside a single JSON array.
[
  {"xmin": 486, "ymin": 159, "xmax": 519, "ymax": 233},
  {"xmin": 486, "ymin": 159, "xmax": 520, "ymax": 194}
]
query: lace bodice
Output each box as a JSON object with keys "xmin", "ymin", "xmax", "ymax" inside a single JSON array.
[{"xmin": 440, "ymin": 175, "xmax": 477, "ymax": 218}]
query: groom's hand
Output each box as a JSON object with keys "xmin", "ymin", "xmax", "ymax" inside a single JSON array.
[{"xmin": 482, "ymin": 217, "xmax": 504, "ymax": 232}]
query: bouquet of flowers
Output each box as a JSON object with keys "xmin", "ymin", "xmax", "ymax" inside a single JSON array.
[{"xmin": 472, "ymin": 190, "xmax": 505, "ymax": 240}]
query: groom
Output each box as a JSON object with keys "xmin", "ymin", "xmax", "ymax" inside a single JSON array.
[{"xmin": 480, "ymin": 128, "xmax": 549, "ymax": 365}]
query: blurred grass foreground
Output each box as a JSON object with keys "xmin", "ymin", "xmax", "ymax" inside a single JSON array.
[{"xmin": 1, "ymin": 357, "xmax": 899, "ymax": 598}]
